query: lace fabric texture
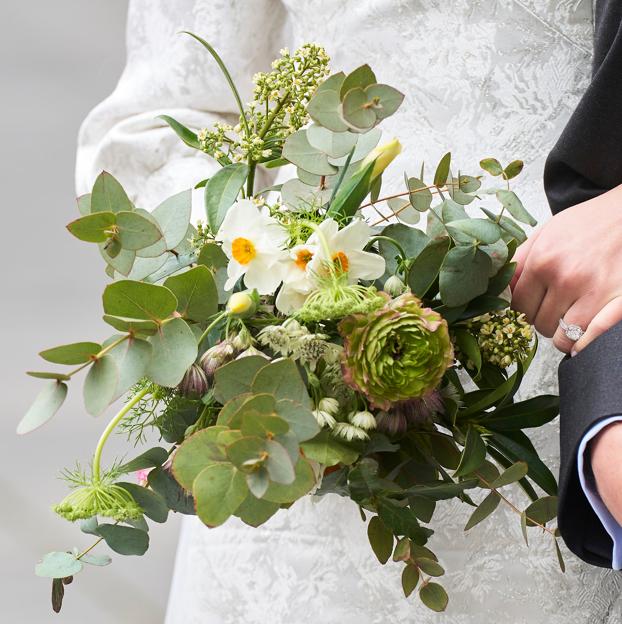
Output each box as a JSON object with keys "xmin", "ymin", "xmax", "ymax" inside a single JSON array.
[{"xmin": 77, "ymin": 1, "xmax": 622, "ymax": 621}]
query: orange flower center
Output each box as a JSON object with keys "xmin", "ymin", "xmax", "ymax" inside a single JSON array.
[
  {"xmin": 231, "ymin": 237, "xmax": 256, "ymax": 265},
  {"xmin": 295, "ymin": 248, "xmax": 314, "ymax": 270},
  {"xmin": 332, "ymin": 251, "xmax": 349, "ymax": 273}
]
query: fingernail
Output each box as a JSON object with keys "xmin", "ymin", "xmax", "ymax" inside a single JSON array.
[{"xmin": 570, "ymin": 349, "xmax": 577, "ymax": 357}]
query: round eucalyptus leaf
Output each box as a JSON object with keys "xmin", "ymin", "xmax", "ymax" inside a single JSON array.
[
  {"xmin": 99, "ymin": 244, "xmax": 135, "ymax": 276},
  {"xmin": 281, "ymin": 178, "xmax": 331, "ymax": 210},
  {"xmin": 83, "ymin": 355, "xmax": 118, "ymax": 417},
  {"xmin": 419, "ymin": 582, "xmax": 448, "ymax": 612},
  {"xmin": 117, "ymin": 482, "xmax": 169, "ymax": 523},
  {"xmin": 163, "ymin": 265, "xmax": 218, "ymax": 322},
  {"xmin": 480, "ymin": 238, "xmax": 509, "ymax": 276},
  {"xmin": 246, "ymin": 467, "xmax": 270, "ymax": 499},
  {"xmin": 91, "ymin": 171, "xmax": 133, "ymax": 214},
  {"xmin": 406, "ymin": 176, "xmax": 433, "ymax": 212},
  {"xmin": 364, "ymin": 83, "xmax": 404, "ymax": 120},
  {"xmin": 103, "ymin": 280, "xmax": 177, "ymax": 321},
  {"xmin": 307, "ymin": 89, "xmax": 349, "ymax": 132},
  {"xmin": 126, "ymin": 254, "xmax": 168, "ymax": 281},
  {"xmin": 97, "ymin": 524, "xmax": 149, "ymax": 556},
  {"xmin": 194, "ymin": 463, "xmax": 248, "ymax": 527},
  {"xmin": 265, "ymin": 439, "xmax": 296, "ymax": 484},
  {"xmin": 458, "ymin": 175, "xmax": 482, "ymax": 193},
  {"xmin": 40, "ymin": 341, "xmax": 101, "ymax": 365},
  {"xmin": 227, "ymin": 436, "xmax": 267, "ymax": 470},
  {"xmin": 77, "ymin": 193, "xmax": 91, "ymax": 216},
  {"xmin": 66, "ymin": 211, "xmax": 116, "ymax": 243},
  {"xmin": 102, "ymin": 315, "xmax": 159, "ymax": 336},
  {"xmin": 35, "ymin": 552, "xmax": 82, "ymax": 579},
  {"xmin": 480, "ymin": 157, "xmax": 504, "ymax": 176},
  {"xmin": 150, "ymin": 189, "xmax": 192, "ymax": 249},
  {"xmin": 78, "ymin": 553, "xmax": 112, "ymax": 567},
  {"xmin": 496, "ymin": 190, "xmax": 537, "ymax": 226},
  {"xmin": 146, "ymin": 317, "xmax": 198, "ymax": 387},
  {"xmin": 307, "ymin": 124, "xmax": 358, "ymax": 158},
  {"xmin": 133, "ymin": 208, "xmax": 167, "ymax": 258},
  {"xmin": 107, "ymin": 337, "xmax": 152, "ymax": 400},
  {"xmin": 339, "ymin": 64, "xmax": 377, "ymax": 98},
  {"xmin": 282, "ymin": 130, "xmax": 338, "ymax": 176},
  {"xmin": 439, "ymin": 245, "xmax": 491, "ymax": 307},
  {"xmin": 340, "ymin": 87, "xmax": 376, "ymax": 131},
  {"xmin": 116, "ymin": 211, "xmax": 163, "ymax": 250},
  {"xmin": 445, "ymin": 218, "xmax": 502, "ymax": 245},
  {"xmin": 388, "ymin": 198, "xmax": 420, "ymax": 225},
  {"xmin": 262, "ymin": 458, "xmax": 316, "ymax": 504},
  {"xmin": 328, "ymin": 128, "xmax": 382, "ymax": 166},
  {"xmin": 17, "ymin": 380, "xmax": 68, "ymax": 435},
  {"xmin": 26, "ymin": 371, "xmax": 71, "ymax": 381}
]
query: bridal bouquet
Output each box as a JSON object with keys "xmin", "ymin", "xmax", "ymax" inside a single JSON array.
[{"xmin": 23, "ymin": 35, "xmax": 563, "ymax": 614}]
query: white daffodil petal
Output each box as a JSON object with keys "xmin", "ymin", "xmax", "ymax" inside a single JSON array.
[
  {"xmin": 347, "ymin": 249, "xmax": 386, "ymax": 280},
  {"xmin": 276, "ymin": 283, "xmax": 310, "ymax": 314},
  {"xmin": 333, "ymin": 219, "xmax": 374, "ymax": 250},
  {"xmin": 224, "ymin": 260, "xmax": 246, "ymax": 291},
  {"xmin": 244, "ymin": 257, "xmax": 285, "ymax": 294}
]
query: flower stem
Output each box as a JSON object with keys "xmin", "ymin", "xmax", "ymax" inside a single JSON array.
[
  {"xmin": 92, "ymin": 387, "xmax": 150, "ymax": 482},
  {"xmin": 198, "ymin": 310, "xmax": 229, "ymax": 347},
  {"xmin": 67, "ymin": 334, "xmax": 130, "ymax": 379}
]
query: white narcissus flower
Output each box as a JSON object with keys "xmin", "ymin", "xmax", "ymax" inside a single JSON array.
[
  {"xmin": 275, "ymin": 218, "xmax": 385, "ymax": 313},
  {"xmin": 306, "ymin": 218, "xmax": 385, "ymax": 283},
  {"xmin": 217, "ymin": 199, "xmax": 288, "ymax": 294}
]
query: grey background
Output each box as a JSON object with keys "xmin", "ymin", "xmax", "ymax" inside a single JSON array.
[{"xmin": 0, "ymin": 3, "xmax": 180, "ymax": 622}]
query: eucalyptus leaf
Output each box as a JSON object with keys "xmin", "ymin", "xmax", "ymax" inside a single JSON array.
[
  {"xmin": 307, "ymin": 88, "xmax": 349, "ymax": 132},
  {"xmin": 454, "ymin": 426, "xmax": 487, "ymax": 477},
  {"xmin": 213, "ymin": 356, "xmax": 270, "ymax": 404},
  {"xmin": 491, "ymin": 461, "xmax": 529, "ymax": 488},
  {"xmin": 26, "ymin": 371, "xmax": 71, "ymax": 381},
  {"xmin": 96, "ymin": 524, "xmax": 149, "ymax": 556},
  {"xmin": 99, "ymin": 244, "xmax": 135, "ymax": 276},
  {"xmin": 306, "ymin": 124, "xmax": 358, "ymax": 158},
  {"xmin": 433, "ymin": 152, "xmax": 451, "ymax": 187},
  {"xmin": 77, "ymin": 193, "xmax": 91, "ymax": 216},
  {"xmin": 524, "ymin": 496, "xmax": 558, "ymax": 527},
  {"xmin": 407, "ymin": 237, "xmax": 450, "ymax": 297},
  {"xmin": 102, "ymin": 280, "xmax": 178, "ymax": 321},
  {"xmin": 406, "ymin": 176, "xmax": 433, "ymax": 212},
  {"xmin": 340, "ymin": 87, "xmax": 376, "ymax": 131},
  {"xmin": 496, "ymin": 190, "xmax": 537, "ymax": 226},
  {"xmin": 66, "ymin": 212, "xmax": 116, "ymax": 243},
  {"xmin": 150, "ymin": 189, "xmax": 193, "ymax": 250},
  {"xmin": 83, "ymin": 355, "xmax": 118, "ymax": 417},
  {"xmin": 301, "ymin": 430, "xmax": 359, "ymax": 467},
  {"xmin": 419, "ymin": 582, "xmax": 448, "ymax": 612},
  {"xmin": 367, "ymin": 516, "xmax": 393, "ymax": 564},
  {"xmin": 35, "ymin": 552, "xmax": 82, "ymax": 579},
  {"xmin": 164, "ymin": 265, "xmax": 218, "ymax": 322},
  {"xmin": 40, "ymin": 342, "xmax": 101, "ymax": 365},
  {"xmin": 365, "ymin": 83, "xmax": 404, "ymax": 120},
  {"xmin": 282, "ymin": 129, "xmax": 338, "ymax": 175},
  {"xmin": 107, "ymin": 337, "xmax": 152, "ymax": 401},
  {"xmin": 480, "ymin": 158, "xmax": 504, "ymax": 176},
  {"xmin": 102, "ymin": 315, "xmax": 159, "ymax": 336},
  {"xmin": 262, "ymin": 458, "xmax": 316, "ymax": 504},
  {"xmin": 116, "ymin": 211, "xmax": 163, "ymax": 250},
  {"xmin": 194, "ymin": 463, "xmax": 248, "ymax": 527},
  {"xmin": 464, "ymin": 491, "xmax": 500, "ymax": 530},
  {"xmin": 445, "ymin": 219, "xmax": 502, "ymax": 245},
  {"xmin": 340, "ymin": 64, "xmax": 377, "ymax": 97},
  {"xmin": 402, "ymin": 564, "xmax": 420, "ymax": 597},
  {"xmin": 91, "ymin": 171, "xmax": 133, "ymax": 214},
  {"xmin": 439, "ymin": 245, "xmax": 491, "ymax": 307},
  {"xmin": 235, "ymin": 494, "xmax": 279, "ymax": 526},
  {"xmin": 146, "ymin": 317, "xmax": 198, "ymax": 387},
  {"xmin": 17, "ymin": 381, "xmax": 68, "ymax": 435},
  {"xmin": 117, "ymin": 482, "xmax": 169, "ymax": 523}
]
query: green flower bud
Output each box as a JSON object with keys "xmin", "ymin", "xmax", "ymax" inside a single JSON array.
[
  {"xmin": 383, "ymin": 275, "xmax": 407, "ymax": 297},
  {"xmin": 226, "ymin": 289, "xmax": 259, "ymax": 318}
]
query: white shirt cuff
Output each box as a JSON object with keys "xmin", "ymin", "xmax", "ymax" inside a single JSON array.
[{"xmin": 577, "ymin": 415, "xmax": 622, "ymax": 570}]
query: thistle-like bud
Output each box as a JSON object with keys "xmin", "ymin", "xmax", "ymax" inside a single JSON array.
[
  {"xmin": 383, "ymin": 275, "xmax": 407, "ymax": 297},
  {"xmin": 178, "ymin": 363, "xmax": 209, "ymax": 398},
  {"xmin": 226, "ymin": 289, "xmax": 260, "ymax": 318},
  {"xmin": 236, "ymin": 345, "xmax": 270, "ymax": 360},
  {"xmin": 199, "ymin": 340, "xmax": 236, "ymax": 379},
  {"xmin": 231, "ymin": 326, "xmax": 253, "ymax": 351}
]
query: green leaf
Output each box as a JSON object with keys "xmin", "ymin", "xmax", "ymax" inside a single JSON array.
[
  {"xmin": 367, "ymin": 516, "xmax": 393, "ymax": 564},
  {"xmin": 78, "ymin": 553, "xmax": 111, "ymax": 567},
  {"xmin": 246, "ymin": 467, "xmax": 270, "ymax": 498},
  {"xmin": 377, "ymin": 500, "xmax": 432, "ymax": 543},
  {"xmin": 406, "ymin": 176, "xmax": 433, "ymax": 212},
  {"xmin": 66, "ymin": 212, "xmax": 116, "ymax": 243},
  {"xmin": 326, "ymin": 160, "xmax": 375, "ymax": 220},
  {"xmin": 340, "ymin": 64, "xmax": 377, "ymax": 98},
  {"xmin": 118, "ymin": 447, "xmax": 168, "ymax": 473},
  {"xmin": 454, "ymin": 426, "xmax": 487, "ymax": 477},
  {"xmin": 306, "ymin": 124, "xmax": 358, "ymax": 158},
  {"xmin": 307, "ymin": 87, "xmax": 349, "ymax": 132},
  {"xmin": 378, "ymin": 223, "xmax": 429, "ymax": 279},
  {"xmin": 102, "ymin": 316, "xmax": 159, "ymax": 336},
  {"xmin": 524, "ymin": 496, "xmax": 558, "ymax": 527},
  {"xmin": 172, "ymin": 427, "xmax": 228, "ymax": 490},
  {"xmin": 96, "ymin": 524, "xmax": 149, "ymax": 556},
  {"xmin": 241, "ymin": 413, "xmax": 289, "ymax": 438},
  {"xmin": 416, "ymin": 558, "xmax": 445, "ymax": 577},
  {"xmin": 91, "ymin": 171, "xmax": 133, "ymax": 214},
  {"xmin": 464, "ymin": 491, "xmax": 500, "ymax": 530},
  {"xmin": 439, "ymin": 245, "xmax": 491, "ymax": 307},
  {"xmin": 194, "ymin": 463, "xmax": 248, "ymax": 527},
  {"xmin": 484, "ymin": 395, "xmax": 559, "ymax": 431},
  {"xmin": 102, "ymin": 280, "xmax": 177, "ymax": 321},
  {"xmin": 301, "ymin": 430, "xmax": 359, "ymax": 467},
  {"xmin": 282, "ymin": 129, "xmax": 338, "ymax": 175},
  {"xmin": 26, "ymin": 371, "xmax": 71, "ymax": 381},
  {"xmin": 504, "ymin": 160, "xmax": 524, "ymax": 180},
  {"xmin": 83, "ymin": 355, "xmax": 118, "ymax": 417},
  {"xmin": 265, "ymin": 439, "xmax": 296, "ymax": 484},
  {"xmin": 274, "ymin": 399, "xmax": 320, "ymax": 442},
  {"xmin": 158, "ymin": 114, "xmax": 200, "ymax": 149},
  {"xmin": 51, "ymin": 578, "xmax": 65, "ymax": 613},
  {"xmin": 262, "ymin": 458, "xmax": 316, "ymax": 503},
  {"xmin": 148, "ymin": 466, "xmax": 195, "ymax": 514},
  {"xmin": 148, "ymin": 189, "xmax": 193, "ymax": 251},
  {"xmin": 554, "ymin": 538, "xmax": 566, "ymax": 572},
  {"xmin": 227, "ymin": 436, "xmax": 267, "ymax": 469},
  {"xmin": 490, "ymin": 461, "xmax": 529, "ymax": 488},
  {"xmin": 163, "ymin": 265, "xmax": 218, "ymax": 322},
  {"xmin": 480, "ymin": 158, "xmax": 503, "ymax": 176},
  {"xmin": 116, "ymin": 211, "xmax": 163, "ymax": 251},
  {"xmin": 406, "ymin": 479, "xmax": 478, "ymax": 500},
  {"xmin": 117, "ymin": 482, "xmax": 168, "ymax": 523},
  {"xmin": 35, "ymin": 552, "xmax": 82, "ymax": 579},
  {"xmin": 402, "ymin": 564, "xmax": 420, "ymax": 597},
  {"xmin": 213, "ymin": 356, "xmax": 270, "ymax": 404},
  {"xmin": 407, "ymin": 237, "xmax": 450, "ymax": 297},
  {"xmin": 205, "ymin": 163, "xmax": 249, "ymax": 233},
  {"xmin": 252, "ymin": 359, "xmax": 312, "ymax": 408},
  {"xmin": 17, "ymin": 381, "xmax": 68, "ymax": 435},
  {"xmin": 340, "ymin": 88, "xmax": 376, "ymax": 131},
  {"xmin": 365, "ymin": 83, "xmax": 404, "ymax": 120},
  {"xmin": 235, "ymin": 494, "xmax": 280, "ymax": 526},
  {"xmin": 107, "ymin": 337, "xmax": 152, "ymax": 400},
  {"xmin": 419, "ymin": 582, "xmax": 448, "ymax": 612},
  {"xmin": 99, "ymin": 244, "xmax": 135, "ymax": 276},
  {"xmin": 452, "ymin": 328, "xmax": 482, "ymax": 374},
  {"xmin": 480, "ymin": 207, "xmax": 527, "ymax": 244},
  {"xmin": 520, "ymin": 511, "xmax": 529, "ymax": 546},
  {"xmin": 146, "ymin": 317, "xmax": 198, "ymax": 387},
  {"xmin": 40, "ymin": 341, "xmax": 101, "ymax": 365},
  {"xmin": 77, "ymin": 193, "xmax": 91, "ymax": 216},
  {"xmin": 433, "ymin": 152, "xmax": 451, "ymax": 187},
  {"xmin": 445, "ymin": 219, "xmax": 502, "ymax": 245},
  {"xmin": 496, "ymin": 190, "xmax": 537, "ymax": 226}
]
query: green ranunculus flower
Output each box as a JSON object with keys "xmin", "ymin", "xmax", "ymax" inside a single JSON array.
[{"xmin": 339, "ymin": 293, "xmax": 453, "ymax": 409}]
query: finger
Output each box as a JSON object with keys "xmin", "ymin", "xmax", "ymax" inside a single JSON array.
[
  {"xmin": 510, "ymin": 228, "xmax": 542, "ymax": 291},
  {"xmin": 510, "ymin": 262, "xmax": 546, "ymax": 324},
  {"xmin": 552, "ymin": 291, "xmax": 604, "ymax": 354},
  {"xmin": 571, "ymin": 295, "xmax": 622, "ymax": 355},
  {"xmin": 533, "ymin": 287, "xmax": 576, "ymax": 338}
]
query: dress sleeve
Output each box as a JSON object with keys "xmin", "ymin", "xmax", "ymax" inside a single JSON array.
[
  {"xmin": 75, "ymin": 0, "xmax": 288, "ymax": 216},
  {"xmin": 544, "ymin": 0, "xmax": 622, "ymax": 213}
]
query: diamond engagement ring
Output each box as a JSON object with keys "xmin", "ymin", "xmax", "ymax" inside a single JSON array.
[{"xmin": 559, "ymin": 318, "xmax": 585, "ymax": 342}]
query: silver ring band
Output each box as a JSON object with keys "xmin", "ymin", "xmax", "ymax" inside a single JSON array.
[{"xmin": 559, "ymin": 318, "xmax": 585, "ymax": 342}]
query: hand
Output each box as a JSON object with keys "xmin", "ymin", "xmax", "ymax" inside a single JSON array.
[
  {"xmin": 590, "ymin": 422, "xmax": 622, "ymax": 526},
  {"xmin": 510, "ymin": 185, "xmax": 622, "ymax": 355}
]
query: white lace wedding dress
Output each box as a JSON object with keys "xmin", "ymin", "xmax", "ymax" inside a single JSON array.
[{"xmin": 77, "ymin": 1, "xmax": 622, "ymax": 622}]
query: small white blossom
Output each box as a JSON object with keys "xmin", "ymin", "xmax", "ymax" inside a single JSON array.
[
  {"xmin": 333, "ymin": 422, "xmax": 369, "ymax": 441},
  {"xmin": 349, "ymin": 410, "xmax": 377, "ymax": 431}
]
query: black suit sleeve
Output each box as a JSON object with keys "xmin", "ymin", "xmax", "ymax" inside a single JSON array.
[
  {"xmin": 545, "ymin": 1, "xmax": 622, "ymax": 568},
  {"xmin": 544, "ymin": 0, "xmax": 622, "ymax": 214}
]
